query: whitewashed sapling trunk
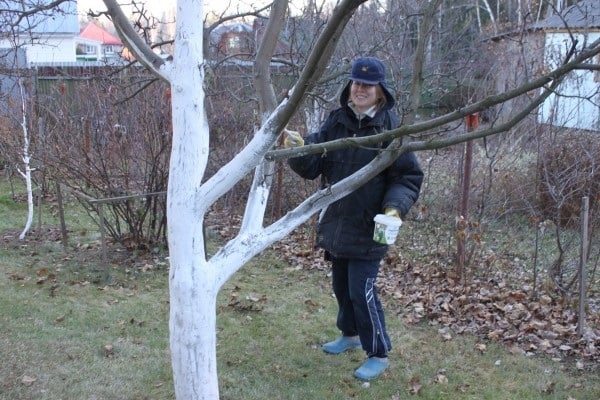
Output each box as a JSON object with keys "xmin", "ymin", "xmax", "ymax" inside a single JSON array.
[{"xmin": 17, "ymin": 78, "xmax": 34, "ymax": 240}]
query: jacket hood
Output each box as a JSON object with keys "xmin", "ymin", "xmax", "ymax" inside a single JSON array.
[{"xmin": 340, "ymin": 80, "xmax": 396, "ymax": 111}]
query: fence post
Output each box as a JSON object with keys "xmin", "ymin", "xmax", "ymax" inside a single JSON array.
[
  {"xmin": 457, "ymin": 113, "xmax": 478, "ymax": 279},
  {"xmin": 577, "ymin": 196, "xmax": 589, "ymax": 337},
  {"xmin": 56, "ymin": 183, "xmax": 68, "ymax": 248},
  {"xmin": 97, "ymin": 202, "xmax": 109, "ymax": 281}
]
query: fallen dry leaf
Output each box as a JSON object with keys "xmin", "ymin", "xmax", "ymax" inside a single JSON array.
[
  {"xmin": 475, "ymin": 343, "xmax": 487, "ymax": 353},
  {"xmin": 408, "ymin": 375, "xmax": 422, "ymax": 395},
  {"xmin": 541, "ymin": 381, "xmax": 555, "ymax": 394},
  {"xmin": 434, "ymin": 372, "xmax": 448, "ymax": 384},
  {"xmin": 104, "ymin": 344, "xmax": 114, "ymax": 357},
  {"xmin": 21, "ymin": 375, "xmax": 37, "ymax": 386},
  {"xmin": 438, "ymin": 328, "xmax": 452, "ymax": 341},
  {"xmin": 304, "ymin": 299, "xmax": 319, "ymax": 307},
  {"xmin": 141, "ymin": 263, "xmax": 153, "ymax": 272}
]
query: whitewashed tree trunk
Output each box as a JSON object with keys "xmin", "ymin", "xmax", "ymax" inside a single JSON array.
[
  {"xmin": 17, "ymin": 78, "xmax": 34, "ymax": 240},
  {"xmin": 167, "ymin": 0, "xmax": 217, "ymax": 397}
]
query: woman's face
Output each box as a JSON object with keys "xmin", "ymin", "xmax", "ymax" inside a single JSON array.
[{"xmin": 350, "ymin": 81, "xmax": 381, "ymax": 112}]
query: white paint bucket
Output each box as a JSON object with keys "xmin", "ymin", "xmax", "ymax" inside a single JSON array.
[{"xmin": 372, "ymin": 214, "xmax": 402, "ymax": 244}]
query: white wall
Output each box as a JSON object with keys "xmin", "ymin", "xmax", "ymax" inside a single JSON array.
[
  {"xmin": 23, "ymin": 35, "xmax": 77, "ymax": 64},
  {"xmin": 539, "ymin": 31, "xmax": 600, "ymax": 132}
]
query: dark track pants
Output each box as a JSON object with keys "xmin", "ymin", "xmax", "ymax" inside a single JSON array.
[{"xmin": 330, "ymin": 256, "xmax": 391, "ymax": 358}]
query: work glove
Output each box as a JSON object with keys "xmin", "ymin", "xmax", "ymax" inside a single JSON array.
[
  {"xmin": 384, "ymin": 207, "xmax": 400, "ymax": 218},
  {"xmin": 283, "ymin": 129, "xmax": 304, "ymax": 148}
]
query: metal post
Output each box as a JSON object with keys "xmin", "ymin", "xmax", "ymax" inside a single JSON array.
[
  {"xmin": 56, "ymin": 183, "xmax": 68, "ymax": 248},
  {"xmin": 97, "ymin": 203, "xmax": 108, "ymax": 280},
  {"xmin": 457, "ymin": 113, "xmax": 478, "ymax": 278},
  {"xmin": 577, "ymin": 196, "xmax": 589, "ymax": 337}
]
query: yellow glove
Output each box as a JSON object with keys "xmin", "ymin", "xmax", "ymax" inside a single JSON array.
[
  {"xmin": 283, "ymin": 129, "xmax": 304, "ymax": 148},
  {"xmin": 384, "ymin": 207, "xmax": 400, "ymax": 218}
]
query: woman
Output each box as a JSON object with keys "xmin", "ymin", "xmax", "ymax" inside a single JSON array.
[{"xmin": 286, "ymin": 57, "xmax": 423, "ymax": 381}]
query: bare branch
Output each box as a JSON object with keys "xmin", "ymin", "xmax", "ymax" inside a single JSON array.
[
  {"xmin": 254, "ymin": 0, "xmax": 288, "ymax": 114},
  {"xmin": 266, "ymin": 38, "xmax": 600, "ymax": 161},
  {"xmin": 196, "ymin": 0, "xmax": 370, "ymax": 209},
  {"xmin": 203, "ymin": 3, "xmax": 273, "ymax": 60},
  {"xmin": 102, "ymin": 0, "xmax": 171, "ymax": 81}
]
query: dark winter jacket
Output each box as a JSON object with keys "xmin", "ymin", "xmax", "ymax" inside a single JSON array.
[{"xmin": 288, "ymin": 83, "xmax": 423, "ymax": 260}]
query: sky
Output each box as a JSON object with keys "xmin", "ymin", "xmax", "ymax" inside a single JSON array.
[{"xmin": 77, "ymin": 0, "xmax": 285, "ymax": 17}]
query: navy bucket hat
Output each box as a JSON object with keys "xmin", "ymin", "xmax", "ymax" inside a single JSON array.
[
  {"xmin": 350, "ymin": 57, "xmax": 387, "ymax": 85},
  {"xmin": 344, "ymin": 56, "xmax": 395, "ymax": 109}
]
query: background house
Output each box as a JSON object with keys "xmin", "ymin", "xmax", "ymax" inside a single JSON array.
[
  {"xmin": 77, "ymin": 22, "xmax": 124, "ymax": 64},
  {"xmin": 535, "ymin": 0, "xmax": 600, "ymax": 131},
  {"xmin": 211, "ymin": 22, "xmax": 254, "ymax": 63},
  {"xmin": 209, "ymin": 18, "xmax": 291, "ymax": 68},
  {"xmin": 489, "ymin": 0, "xmax": 599, "ymax": 132},
  {"xmin": 0, "ymin": 1, "xmax": 126, "ymax": 67},
  {"xmin": 0, "ymin": 0, "xmax": 80, "ymax": 65}
]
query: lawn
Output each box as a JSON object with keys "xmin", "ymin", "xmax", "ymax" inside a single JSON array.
[{"xmin": 1, "ymin": 175, "xmax": 599, "ymax": 399}]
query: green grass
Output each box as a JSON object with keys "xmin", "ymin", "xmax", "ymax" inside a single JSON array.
[
  {"xmin": 2, "ymin": 249, "xmax": 600, "ymax": 399},
  {"xmin": 0, "ymin": 284, "xmax": 172, "ymax": 399},
  {"xmin": 1, "ymin": 176, "xmax": 600, "ymax": 399},
  {"xmin": 217, "ymin": 261, "xmax": 600, "ymax": 400}
]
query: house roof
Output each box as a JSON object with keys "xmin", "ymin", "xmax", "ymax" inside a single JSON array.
[
  {"xmin": 80, "ymin": 22, "xmax": 122, "ymax": 46},
  {"xmin": 534, "ymin": 0, "xmax": 600, "ymax": 30},
  {"xmin": 209, "ymin": 22, "xmax": 253, "ymax": 43}
]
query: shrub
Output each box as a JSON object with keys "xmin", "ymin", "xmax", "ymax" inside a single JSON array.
[{"xmin": 537, "ymin": 129, "xmax": 600, "ymax": 227}]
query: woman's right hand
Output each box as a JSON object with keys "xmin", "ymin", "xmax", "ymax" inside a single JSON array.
[{"xmin": 283, "ymin": 129, "xmax": 304, "ymax": 148}]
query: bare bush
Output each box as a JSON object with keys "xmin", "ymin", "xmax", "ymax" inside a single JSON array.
[
  {"xmin": 408, "ymin": 119, "xmax": 599, "ymax": 300},
  {"xmin": 537, "ymin": 129, "xmax": 600, "ymax": 227},
  {"xmin": 535, "ymin": 128, "xmax": 600, "ymax": 293},
  {"xmin": 35, "ymin": 69, "xmax": 171, "ymax": 248}
]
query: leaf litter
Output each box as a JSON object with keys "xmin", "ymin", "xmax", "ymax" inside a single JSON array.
[{"xmin": 266, "ymin": 225, "xmax": 600, "ymax": 369}]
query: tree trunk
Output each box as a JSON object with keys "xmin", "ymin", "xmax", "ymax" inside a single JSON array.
[
  {"xmin": 170, "ymin": 263, "xmax": 219, "ymax": 399},
  {"xmin": 480, "ymin": 0, "xmax": 497, "ymax": 35},
  {"xmin": 405, "ymin": 0, "xmax": 441, "ymax": 124},
  {"xmin": 167, "ymin": 0, "xmax": 214, "ymax": 398},
  {"xmin": 17, "ymin": 78, "xmax": 34, "ymax": 240}
]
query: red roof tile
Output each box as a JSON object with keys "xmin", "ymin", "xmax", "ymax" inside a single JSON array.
[{"xmin": 80, "ymin": 22, "xmax": 122, "ymax": 46}]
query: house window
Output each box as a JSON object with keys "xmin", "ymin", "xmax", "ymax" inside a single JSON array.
[
  {"xmin": 595, "ymin": 55, "xmax": 600, "ymax": 83},
  {"xmin": 227, "ymin": 36, "xmax": 241, "ymax": 50},
  {"xmin": 104, "ymin": 45, "xmax": 114, "ymax": 55},
  {"xmin": 85, "ymin": 45, "xmax": 96, "ymax": 54}
]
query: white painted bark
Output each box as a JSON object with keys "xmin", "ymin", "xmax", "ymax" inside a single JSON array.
[
  {"xmin": 480, "ymin": 0, "xmax": 497, "ymax": 35},
  {"xmin": 240, "ymin": 0, "xmax": 288, "ymax": 235},
  {"xmin": 17, "ymin": 78, "xmax": 34, "ymax": 240},
  {"xmin": 304, "ymin": 97, "xmax": 326, "ymax": 134},
  {"xmin": 167, "ymin": 0, "xmax": 217, "ymax": 398},
  {"xmin": 240, "ymin": 160, "xmax": 271, "ymax": 233},
  {"xmin": 165, "ymin": 4, "xmax": 373, "ymax": 397}
]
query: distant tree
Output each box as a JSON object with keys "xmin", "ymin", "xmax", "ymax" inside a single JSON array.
[{"xmin": 0, "ymin": 0, "xmax": 74, "ymax": 239}]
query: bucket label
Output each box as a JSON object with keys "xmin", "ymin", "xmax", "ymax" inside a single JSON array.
[{"xmin": 372, "ymin": 214, "xmax": 402, "ymax": 244}]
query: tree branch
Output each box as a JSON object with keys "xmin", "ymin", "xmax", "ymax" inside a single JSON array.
[
  {"xmin": 266, "ymin": 38, "xmax": 600, "ymax": 161},
  {"xmin": 102, "ymin": 0, "xmax": 171, "ymax": 81},
  {"xmin": 196, "ymin": 0, "xmax": 369, "ymax": 209}
]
